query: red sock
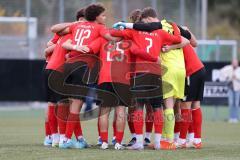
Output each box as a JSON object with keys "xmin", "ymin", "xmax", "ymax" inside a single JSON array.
[
  {"xmin": 145, "ymin": 112, "xmax": 154, "ymax": 133},
  {"xmin": 133, "ymin": 110, "xmax": 144, "ymax": 134},
  {"xmin": 100, "ymin": 131, "xmax": 108, "ymax": 143},
  {"xmin": 174, "ymin": 121, "xmax": 182, "ymax": 134},
  {"xmin": 57, "ymin": 104, "xmax": 69, "ymax": 134},
  {"xmin": 116, "ymin": 131, "xmax": 124, "ymax": 143},
  {"xmin": 74, "ymin": 120, "xmax": 83, "ymax": 139},
  {"xmin": 48, "ymin": 105, "xmax": 58, "ymax": 134},
  {"xmin": 192, "ymin": 108, "xmax": 202, "ymax": 138},
  {"xmin": 153, "ymin": 110, "xmax": 163, "ymax": 134},
  {"xmin": 128, "ymin": 110, "xmax": 135, "ymax": 134},
  {"xmin": 45, "ymin": 121, "xmax": 51, "ymax": 136},
  {"xmin": 188, "ymin": 120, "xmax": 194, "ymax": 133},
  {"xmin": 65, "ymin": 113, "xmax": 79, "ymax": 139},
  {"xmin": 98, "ymin": 117, "xmax": 100, "ymax": 137},
  {"xmin": 179, "ymin": 109, "xmax": 191, "ymax": 139},
  {"xmin": 113, "ymin": 118, "xmax": 117, "ymax": 137}
]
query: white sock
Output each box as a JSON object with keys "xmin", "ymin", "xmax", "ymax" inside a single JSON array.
[
  {"xmin": 174, "ymin": 132, "xmax": 180, "ymax": 141},
  {"xmin": 52, "ymin": 133, "xmax": 60, "ymax": 143},
  {"xmin": 154, "ymin": 134, "xmax": 161, "ymax": 148},
  {"xmin": 187, "ymin": 133, "xmax": 194, "ymax": 142},
  {"xmin": 178, "ymin": 138, "xmax": 186, "ymax": 144},
  {"xmin": 59, "ymin": 134, "xmax": 65, "ymax": 143},
  {"xmin": 132, "ymin": 133, "xmax": 136, "ymax": 138},
  {"xmin": 194, "ymin": 138, "xmax": 201, "ymax": 144},
  {"xmin": 136, "ymin": 134, "xmax": 143, "ymax": 144},
  {"xmin": 145, "ymin": 132, "xmax": 151, "ymax": 140}
]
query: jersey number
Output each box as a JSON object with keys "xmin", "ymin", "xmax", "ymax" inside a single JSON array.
[
  {"xmin": 145, "ymin": 38, "xmax": 153, "ymax": 53},
  {"xmin": 107, "ymin": 42, "xmax": 124, "ymax": 62},
  {"xmin": 75, "ymin": 29, "xmax": 91, "ymax": 46}
]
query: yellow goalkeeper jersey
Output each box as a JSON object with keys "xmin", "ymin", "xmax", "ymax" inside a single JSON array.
[{"xmin": 160, "ymin": 19, "xmax": 186, "ymax": 99}]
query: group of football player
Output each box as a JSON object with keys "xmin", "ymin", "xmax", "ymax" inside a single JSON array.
[{"xmin": 43, "ymin": 2, "xmax": 205, "ymax": 150}]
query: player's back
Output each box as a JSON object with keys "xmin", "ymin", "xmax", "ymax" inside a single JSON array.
[
  {"xmin": 183, "ymin": 44, "xmax": 204, "ymax": 76},
  {"xmin": 46, "ymin": 34, "xmax": 71, "ymax": 71},
  {"xmin": 70, "ymin": 21, "xmax": 108, "ymax": 46},
  {"xmin": 90, "ymin": 38, "xmax": 132, "ymax": 85},
  {"xmin": 128, "ymin": 29, "xmax": 164, "ymax": 62}
]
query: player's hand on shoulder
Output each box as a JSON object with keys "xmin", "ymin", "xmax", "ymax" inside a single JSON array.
[
  {"xmin": 112, "ymin": 21, "xmax": 126, "ymax": 30},
  {"xmin": 162, "ymin": 45, "xmax": 171, "ymax": 53}
]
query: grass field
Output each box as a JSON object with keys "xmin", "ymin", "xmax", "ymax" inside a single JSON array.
[{"xmin": 0, "ymin": 107, "xmax": 240, "ymax": 160}]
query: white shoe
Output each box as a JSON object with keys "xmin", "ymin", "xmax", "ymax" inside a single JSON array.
[
  {"xmin": 186, "ymin": 141, "xmax": 194, "ymax": 148},
  {"xmin": 100, "ymin": 142, "xmax": 109, "ymax": 150},
  {"xmin": 127, "ymin": 142, "xmax": 144, "ymax": 150},
  {"xmin": 51, "ymin": 134, "xmax": 60, "ymax": 147},
  {"xmin": 114, "ymin": 143, "xmax": 125, "ymax": 150},
  {"xmin": 154, "ymin": 142, "xmax": 161, "ymax": 150},
  {"xmin": 43, "ymin": 136, "xmax": 52, "ymax": 146}
]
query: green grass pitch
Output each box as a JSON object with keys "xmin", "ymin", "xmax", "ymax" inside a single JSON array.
[{"xmin": 0, "ymin": 107, "xmax": 239, "ymax": 160}]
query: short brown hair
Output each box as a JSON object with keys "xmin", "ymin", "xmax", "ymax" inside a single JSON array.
[
  {"xmin": 141, "ymin": 7, "xmax": 158, "ymax": 19},
  {"xmin": 129, "ymin": 9, "xmax": 142, "ymax": 23},
  {"xmin": 85, "ymin": 3, "xmax": 105, "ymax": 21},
  {"xmin": 76, "ymin": 8, "xmax": 85, "ymax": 21}
]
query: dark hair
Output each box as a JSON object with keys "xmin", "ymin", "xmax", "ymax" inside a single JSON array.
[
  {"xmin": 76, "ymin": 8, "xmax": 85, "ymax": 21},
  {"xmin": 129, "ymin": 9, "xmax": 142, "ymax": 23},
  {"xmin": 141, "ymin": 7, "xmax": 158, "ymax": 19},
  {"xmin": 84, "ymin": 3, "xmax": 105, "ymax": 21}
]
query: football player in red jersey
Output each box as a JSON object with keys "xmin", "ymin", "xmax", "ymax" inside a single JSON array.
[
  {"xmin": 56, "ymin": 3, "xmax": 118, "ymax": 149},
  {"xmin": 44, "ymin": 8, "xmax": 89, "ymax": 149},
  {"xmin": 43, "ymin": 34, "xmax": 60, "ymax": 147}
]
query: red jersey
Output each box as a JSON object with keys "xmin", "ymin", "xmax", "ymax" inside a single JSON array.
[
  {"xmin": 110, "ymin": 23, "xmax": 181, "ymax": 74},
  {"xmin": 68, "ymin": 21, "xmax": 109, "ymax": 58},
  {"xmin": 46, "ymin": 34, "xmax": 61, "ymax": 62},
  {"xmin": 46, "ymin": 34, "xmax": 72, "ymax": 71},
  {"xmin": 50, "ymin": 34, "xmax": 61, "ymax": 44},
  {"xmin": 183, "ymin": 44, "xmax": 204, "ymax": 76},
  {"xmin": 89, "ymin": 38, "xmax": 157, "ymax": 85}
]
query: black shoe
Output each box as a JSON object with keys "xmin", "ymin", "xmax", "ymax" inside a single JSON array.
[
  {"xmin": 144, "ymin": 138, "xmax": 151, "ymax": 146},
  {"xmin": 127, "ymin": 137, "xmax": 136, "ymax": 146}
]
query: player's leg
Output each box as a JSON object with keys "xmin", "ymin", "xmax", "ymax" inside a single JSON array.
[
  {"xmin": 176, "ymin": 101, "xmax": 192, "ymax": 148},
  {"xmin": 144, "ymin": 104, "xmax": 153, "ymax": 146},
  {"xmin": 186, "ymin": 67, "xmax": 205, "ymax": 149},
  {"xmin": 111, "ymin": 109, "xmax": 117, "ymax": 145},
  {"xmin": 187, "ymin": 119, "xmax": 194, "ymax": 143},
  {"xmin": 44, "ymin": 106, "xmax": 52, "ymax": 146},
  {"xmin": 44, "ymin": 69, "xmax": 59, "ymax": 147},
  {"xmin": 127, "ymin": 106, "xmax": 136, "ymax": 146},
  {"xmin": 127, "ymin": 103, "xmax": 144, "ymax": 150},
  {"xmin": 161, "ymin": 97, "xmax": 176, "ymax": 150},
  {"xmin": 151, "ymin": 103, "xmax": 164, "ymax": 150},
  {"xmin": 60, "ymin": 98, "xmax": 83, "ymax": 149},
  {"xmin": 174, "ymin": 101, "xmax": 181, "ymax": 143},
  {"xmin": 114, "ymin": 106, "xmax": 126, "ymax": 150},
  {"xmin": 57, "ymin": 101, "xmax": 70, "ymax": 146},
  {"xmin": 191, "ymin": 101, "xmax": 202, "ymax": 149},
  {"xmin": 99, "ymin": 106, "xmax": 111, "ymax": 149}
]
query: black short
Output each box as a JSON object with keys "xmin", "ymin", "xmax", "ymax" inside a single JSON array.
[
  {"xmin": 64, "ymin": 61, "xmax": 99, "ymax": 100},
  {"xmin": 97, "ymin": 82, "xmax": 131, "ymax": 107},
  {"xmin": 131, "ymin": 73, "xmax": 163, "ymax": 108},
  {"xmin": 184, "ymin": 67, "xmax": 206, "ymax": 102},
  {"xmin": 44, "ymin": 69, "xmax": 67, "ymax": 103}
]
